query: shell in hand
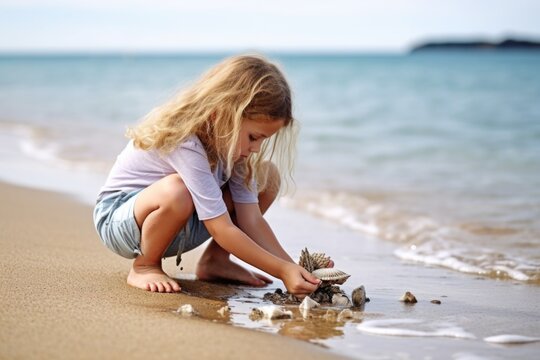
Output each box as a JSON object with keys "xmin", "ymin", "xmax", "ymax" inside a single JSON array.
[
  {"xmin": 298, "ymin": 248, "xmax": 332, "ymax": 272},
  {"xmin": 312, "ymin": 268, "xmax": 351, "ymax": 285}
]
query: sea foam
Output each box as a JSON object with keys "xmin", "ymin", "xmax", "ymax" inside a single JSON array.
[
  {"xmin": 357, "ymin": 318, "xmax": 475, "ymax": 339},
  {"xmin": 483, "ymin": 334, "xmax": 540, "ymax": 344}
]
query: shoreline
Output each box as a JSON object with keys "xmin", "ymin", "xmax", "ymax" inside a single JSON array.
[
  {"xmin": 0, "ymin": 181, "xmax": 344, "ymax": 359},
  {"xmin": 2, "ymin": 179, "xmax": 540, "ymax": 359}
]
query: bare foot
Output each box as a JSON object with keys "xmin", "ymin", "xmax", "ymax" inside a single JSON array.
[
  {"xmin": 127, "ymin": 264, "xmax": 181, "ymax": 293},
  {"xmin": 196, "ymin": 256, "xmax": 273, "ymax": 287}
]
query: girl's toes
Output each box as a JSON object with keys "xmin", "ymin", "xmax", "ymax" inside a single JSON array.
[
  {"xmin": 162, "ymin": 282, "xmax": 172, "ymax": 293},
  {"xmin": 156, "ymin": 282, "xmax": 165, "ymax": 293},
  {"xmin": 170, "ymin": 281, "xmax": 181, "ymax": 292},
  {"xmin": 148, "ymin": 283, "xmax": 157, "ymax": 292}
]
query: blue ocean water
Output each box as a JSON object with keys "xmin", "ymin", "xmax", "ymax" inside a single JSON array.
[{"xmin": 0, "ymin": 52, "xmax": 539, "ymax": 282}]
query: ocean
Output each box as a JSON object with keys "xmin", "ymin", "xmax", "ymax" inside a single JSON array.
[{"xmin": 1, "ymin": 52, "xmax": 539, "ymax": 284}]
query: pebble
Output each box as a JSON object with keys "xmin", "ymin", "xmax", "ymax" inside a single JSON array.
[
  {"xmin": 217, "ymin": 305, "xmax": 230, "ymax": 316},
  {"xmin": 351, "ymin": 286, "xmax": 367, "ymax": 307},
  {"xmin": 431, "ymin": 300, "xmax": 442, "ymax": 305},
  {"xmin": 177, "ymin": 304, "xmax": 197, "ymax": 316},
  {"xmin": 400, "ymin": 291, "xmax": 418, "ymax": 304}
]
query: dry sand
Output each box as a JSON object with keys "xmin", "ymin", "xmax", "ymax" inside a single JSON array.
[{"xmin": 0, "ymin": 182, "xmax": 344, "ymax": 359}]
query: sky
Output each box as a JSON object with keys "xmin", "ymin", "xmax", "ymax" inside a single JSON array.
[{"xmin": 1, "ymin": 0, "xmax": 539, "ymax": 53}]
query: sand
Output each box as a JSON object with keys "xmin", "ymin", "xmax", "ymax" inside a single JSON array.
[
  {"xmin": 0, "ymin": 182, "xmax": 345, "ymax": 359},
  {"xmin": 2, "ymin": 180, "xmax": 540, "ymax": 360}
]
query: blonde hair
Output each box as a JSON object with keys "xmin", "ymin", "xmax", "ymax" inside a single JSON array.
[{"xmin": 127, "ymin": 54, "xmax": 297, "ymax": 194}]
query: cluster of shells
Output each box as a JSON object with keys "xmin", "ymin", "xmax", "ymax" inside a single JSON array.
[{"xmin": 262, "ymin": 248, "xmax": 367, "ymax": 310}]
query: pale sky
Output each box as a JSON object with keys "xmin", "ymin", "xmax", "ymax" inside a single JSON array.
[{"xmin": 1, "ymin": 0, "xmax": 539, "ymax": 53}]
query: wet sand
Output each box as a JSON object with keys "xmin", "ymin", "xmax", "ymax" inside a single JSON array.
[
  {"xmin": 0, "ymin": 182, "xmax": 343, "ymax": 359},
  {"xmin": 2, "ymin": 180, "xmax": 540, "ymax": 360}
]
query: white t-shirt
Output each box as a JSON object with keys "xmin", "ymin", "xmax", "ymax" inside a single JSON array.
[{"xmin": 97, "ymin": 135, "xmax": 258, "ymax": 220}]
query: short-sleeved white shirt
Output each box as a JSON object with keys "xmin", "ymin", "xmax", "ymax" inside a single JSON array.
[{"xmin": 97, "ymin": 135, "xmax": 258, "ymax": 220}]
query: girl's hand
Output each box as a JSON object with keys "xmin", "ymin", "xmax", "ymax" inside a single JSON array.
[{"xmin": 280, "ymin": 263, "xmax": 321, "ymax": 299}]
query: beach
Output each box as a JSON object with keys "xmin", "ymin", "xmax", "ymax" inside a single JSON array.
[
  {"xmin": 1, "ymin": 180, "xmax": 539, "ymax": 359},
  {"xmin": 0, "ymin": 181, "xmax": 343, "ymax": 359},
  {"xmin": 1, "ymin": 53, "xmax": 539, "ymax": 359}
]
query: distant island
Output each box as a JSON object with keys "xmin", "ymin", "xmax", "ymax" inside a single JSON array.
[{"xmin": 410, "ymin": 38, "xmax": 540, "ymax": 53}]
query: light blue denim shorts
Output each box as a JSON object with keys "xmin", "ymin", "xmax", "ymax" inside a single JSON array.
[{"xmin": 93, "ymin": 190, "xmax": 212, "ymax": 259}]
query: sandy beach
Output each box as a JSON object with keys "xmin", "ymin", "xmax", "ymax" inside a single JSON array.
[
  {"xmin": 1, "ymin": 179, "xmax": 540, "ymax": 359},
  {"xmin": 0, "ymin": 181, "xmax": 344, "ymax": 359}
]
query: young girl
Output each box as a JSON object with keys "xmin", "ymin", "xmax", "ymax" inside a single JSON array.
[{"xmin": 93, "ymin": 54, "xmax": 322, "ymax": 297}]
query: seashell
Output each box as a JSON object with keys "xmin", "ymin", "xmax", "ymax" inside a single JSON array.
[
  {"xmin": 311, "ymin": 252, "xmax": 331, "ymax": 269},
  {"xmin": 299, "ymin": 296, "xmax": 320, "ymax": 311},
  {"xmin": 352, "ymin": 286, "xmax": 367, "ymax": 308},
  {"xmin": 299, "ymin": 248, "xmax": 332, "ymax": 272},
  {"xmin": 400, "ymin": 291, "xmax": 417, "ymax": 304},
  {"xmin": 322, "ymin": 309, "xmax": 337, "ymax": 321},
  {"xmin": 217, "ymin": 305, "xmax": 230, "ymax": 317},
  {"xmin": 250, "ymin": 305, "xmax": 293, "ymax": 320},
  {"xmin": 337, "ymin": 309, "xmax": 354, "ymax": 322},
  {"xmin": 298, "ymin": 248, "xmax": 315, "ymax": 272},
  {"xmin": 312, "ymin": 268, "xmax": 350, "ymax": 285},
  {"xmin": 176, "ymin": 304, "xmax": 197, "ymax": 316},
  {"xmin": 332, "ymin": 293, "xmax": 351, "ymax": 307}
]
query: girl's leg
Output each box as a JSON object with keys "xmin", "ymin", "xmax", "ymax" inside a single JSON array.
[
  {"xmin": 196, "ymin": 162, "xmax": 280, "ymax": 285},
  {"xmin": 127, "ymin": 174, "xmax": 194, "ymax": 293}
]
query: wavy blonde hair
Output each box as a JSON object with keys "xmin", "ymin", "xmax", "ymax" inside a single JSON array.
[{"xmin": 127, "ymin": 54, "xmax": 297, "ymax": 194}]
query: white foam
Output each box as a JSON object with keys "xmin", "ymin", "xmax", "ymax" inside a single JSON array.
[
  {"xmin": 357, "ymin": 318, "xmax": 475, "ymax": 339},
  {"xmin": 283, "ymin": 188, "xmax": 540, "ymax": 284},
  {"xmin": 483, "ymin": 334, "xmax": 540, "ymax": 344},
  {"xmin": 394, "ymin": 247, "xmax": 487, "ymax": 275},
  {"xmin": 491, "ymin": 266, "xmax": 530, "ymax": 281},
  {"xmin": 452, "ymin": 352, "xmax": 492, "ymax": 360}
]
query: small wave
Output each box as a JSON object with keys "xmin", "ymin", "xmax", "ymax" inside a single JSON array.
[
  {"xmin": 282, "ymin": 190, "xmax": 540, "ymax": 284},
  {"xmin": 357, "ymin": 318, "xmax": 475, "ymax": 339},
  {"xmin": 483, "ymin": 334, "xmax": 540, "ymax": 344},
  {"xmin": 0, "ymin": 120, "xmax": 114, "ymax": 173}
]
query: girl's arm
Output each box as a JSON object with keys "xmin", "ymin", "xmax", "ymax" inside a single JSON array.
[
  {"xmin": 233, "ymin": 202, "xmax": 293, "ymax": 263},
  {"xmin": 203, "ymin": 212, "xmax": 320, "ymax": 297}
]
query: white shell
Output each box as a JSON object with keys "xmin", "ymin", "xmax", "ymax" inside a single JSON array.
[
  {"xmin": 337, "ymin": 309, "xmax": 354, "ymax": 322},
  {"xmin": 217, "ymin": 305, "xmax": 230, "ymax": 317},
  {"xmin": 312, "ymin": 268, "xmax": 350, "ymax": 284},
  {"xmin": 177, "ymin": 304, "xmax": 197, "ymax": 316},
  {"xmin": 299, "ymin": 296, "xmax": 320, "ymax": 311},
  {"xmin": 332, "ymin": 293, "xmax": 351, "ymax": 307},
  {"xmin": 251, "ymin": 305, "xmax": 292, "ymax": 320}
]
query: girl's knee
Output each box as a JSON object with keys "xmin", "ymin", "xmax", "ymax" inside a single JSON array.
[
  {"xmin": 160, "ymin": 174, "xmax": 194, "ymax": 215},
  {"xmin": 258, "ymin": 161, "xmax": 281, "ymax": 197}
]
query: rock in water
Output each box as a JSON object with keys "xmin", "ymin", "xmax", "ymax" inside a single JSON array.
[
  {"xmin": 250, "ymin": 305, "xmax": 293, "ymax": 320},
  {"xmin": 400, "ymin": 291, "xmax": 418, "ymax": 303},
  {"xmin": 337, "ymin": 309, "xmax": 354, "ymax": 322},
  {"xmin": 351, "ymin": 286, "xmax": 367, "ymax": 308},
  {"xmin": 332, "ymin": 293, "xmax": 351, "ymax": 307}
]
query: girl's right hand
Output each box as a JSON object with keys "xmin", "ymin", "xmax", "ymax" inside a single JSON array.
[{"xmin": 280, "ymin": 263, "xmax": 321, "ymax": 299}]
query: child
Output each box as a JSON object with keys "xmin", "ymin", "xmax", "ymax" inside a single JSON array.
[{"xmin": 93, "ymin": 54, "xmax": 323, "ymax": 297}]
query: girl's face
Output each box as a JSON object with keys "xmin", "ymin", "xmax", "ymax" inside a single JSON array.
[{"xmin": 235, "ymin": 117, "xmax": 285, "ymax": 161}]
